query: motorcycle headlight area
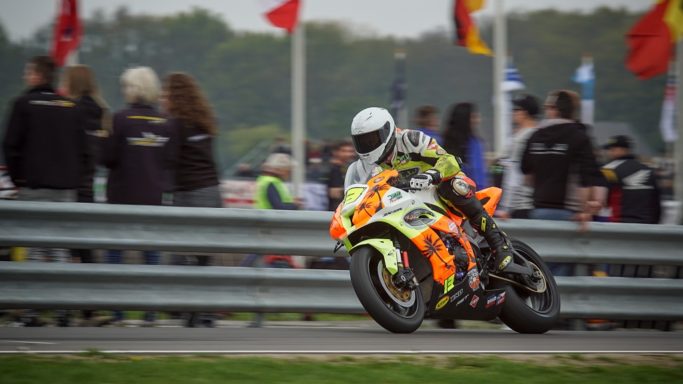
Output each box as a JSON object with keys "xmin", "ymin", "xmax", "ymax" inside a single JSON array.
[{"xmin": 403, "ymin": 208, "xmax": 436, "ymax": 227}]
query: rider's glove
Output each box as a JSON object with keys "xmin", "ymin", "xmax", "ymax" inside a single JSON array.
[{"xmin": 409, "ymin": 169, "xmax": 441, "ymax": 190}]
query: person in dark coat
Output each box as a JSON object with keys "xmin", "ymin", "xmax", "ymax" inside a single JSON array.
[{"xmin": 101, "ymin": 66, "xmax": 175, "ymax": 326}]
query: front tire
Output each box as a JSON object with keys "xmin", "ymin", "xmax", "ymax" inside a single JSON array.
[
  {"xmin": 493, "ymin": 239, "xmax": 560, "ymax": 334},
  {"xmin": 350, "ymin": 246, "xmax": 424, "ymax": 333}
]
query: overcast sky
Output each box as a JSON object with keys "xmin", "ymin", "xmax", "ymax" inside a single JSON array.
[{"xmin": 0, "ymin": 0, "xmax": 649, "ymax": 42}]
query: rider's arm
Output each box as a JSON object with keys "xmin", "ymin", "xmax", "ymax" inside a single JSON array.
[{"xmin": 402, "ymin": 130, "xmax": 461, "ymax": 181}]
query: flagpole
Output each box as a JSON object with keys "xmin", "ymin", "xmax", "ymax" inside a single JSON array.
[
  {"xmin": 291, "ymin": 23, "xmax": 306, "ymax": 199},
  {"xmin": 675, "ymin": 40, "xmax": 683, "ymax": 224},
  {"xmin": 493, "ymin": 0, "xmax": 506, "ymax": 156}
]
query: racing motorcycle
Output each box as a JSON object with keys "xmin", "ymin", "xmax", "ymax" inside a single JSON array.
[{"xmin": 329, "ymin": 169, "xmax": 560, "ymax": 334}]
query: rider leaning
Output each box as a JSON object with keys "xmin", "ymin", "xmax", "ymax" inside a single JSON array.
[{"xmin": 344, "ymin": 107, "xmax": 513, "ymax": 273}]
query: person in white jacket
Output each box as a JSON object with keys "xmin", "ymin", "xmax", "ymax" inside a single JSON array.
[{"xmin": 498, "ymin": 94, "xmax": 539, "ymax": 219}]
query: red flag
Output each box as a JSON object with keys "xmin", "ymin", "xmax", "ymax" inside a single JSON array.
[
  {"xmin": 626, "ymin": 0, "xmax": 672, "ymax": 79},
  {"xmin": 453, "ymin": 0, "xmax": 492, "ymax": 56},
  {"xmin": 263, "ymin": 0, "xmax": 301, "ymax": 34},
  {"xmin": 51, "ymin": 0, "xmax": 82, "ymax": 67}
]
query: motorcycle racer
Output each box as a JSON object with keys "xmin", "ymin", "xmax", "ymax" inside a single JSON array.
[{"xmin": 345, "ymin": 107, "xmax": 513, "ymax": 273}]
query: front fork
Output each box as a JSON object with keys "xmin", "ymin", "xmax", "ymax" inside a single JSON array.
[{"xmin": 391, "ymin": 240, "xmax": 418, "ymax": 290}]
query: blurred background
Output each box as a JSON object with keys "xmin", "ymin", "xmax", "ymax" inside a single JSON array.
[{"xmin": 0, "ymin": 0, "xmax": 667, "ymax": 176}]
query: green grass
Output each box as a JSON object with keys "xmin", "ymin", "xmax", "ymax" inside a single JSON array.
[{"xmin": 0, "ymin": 355, "xmax": 681, "ymax": 384}]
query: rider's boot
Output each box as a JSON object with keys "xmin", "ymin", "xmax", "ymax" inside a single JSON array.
[
  {"xmin": 438, "ymin": 175, "xmax": 514, "ymax": 273},
  {"xmin": 468, "ymin": 210, "xmax": 514, "ymax": 273}
]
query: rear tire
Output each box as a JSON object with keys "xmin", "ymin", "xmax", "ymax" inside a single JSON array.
[
  {"xmin": 492, "ymin": 239, "xmax": 560, "ymax": 334},
  {"xmin": 350, "ymin": 246, "xmax": 424, "ymax": 333}
]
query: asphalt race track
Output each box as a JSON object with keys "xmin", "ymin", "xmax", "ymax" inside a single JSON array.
[{"xmin": 0, "ymin": 323, "xmax": 682, "ymax": 354}]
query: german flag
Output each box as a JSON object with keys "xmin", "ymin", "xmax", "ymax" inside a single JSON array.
[{"xmin": 453, "ymin": 0, "xmax": 492, "ymax": 56}]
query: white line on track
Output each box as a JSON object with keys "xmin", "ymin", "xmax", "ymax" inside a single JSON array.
[
  {"xmin": 0, "ymin": 350, "xmax": 682, "ymax": 354},
  {"xmin": 0, "ymin": 340, "xmax": 57, "ymax": 345}
]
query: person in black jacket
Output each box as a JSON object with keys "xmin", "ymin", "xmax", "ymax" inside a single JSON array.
[
  {"xmin": 161, "ymin": 72, "xmax": 221, "ymax": 327},
  {"xmin": 3, "ymin": 56, "xmax": 88, "ymax": 205},
  {"xmin": 601, "ymin": 135, "xmax": 661, "ymax": 224},
  {"xmin": 2, "ymin": 55, "xmax": 89, "ymax": 327},
  {"xmin": 101, "ymin": 66, "xmax": 174, "ymax": 326},
  {"xmin": 521, "ymin": 90, "xmax": 606, "ymax": 277},
  {"xmin": 521, "ymin": 90, "xmax": 606, "ymax": 226},
  {"xmin": 161, "ymin": 72, "xmax": 221, "ymax": 209}
]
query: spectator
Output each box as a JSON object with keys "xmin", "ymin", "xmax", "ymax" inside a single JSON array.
[
  {"xmin": 325, "ymin": 140, "xmax": 356, "ymax": 211},
  {"xmin": 498, "ymin": 94, "xmax": 540, "ymax": 219},
  {"xmin": 2, "ymin": 55, "xmax": 89, "ymax": 327},
  {"xmin": 521, "ymin": 90, "xmax": 606, "ymax": 275},
  {"xmin": 101, "ymin": 66, "xmax": 175, "ymax": 326},
  {"xmin": 413, "ymin": 105, "xmax": 442, "ymax": 145},
  {"xmin": 161, "ymin": 72, "xmax": 221, "ymax": 327},
  {"xmin": 442, "ymin": 102, "xmax": 488, "ymax": 188},
  {"xmin": 61, "ymin": 64, "xmax": 111, "ymax": 326},
  {"xmin": 61, "ymin": 64, "xmax": 111, "ymax": 204},
  {"xmin": 601, "ymin": 135, "xmax": 661, "ymax": 224},
  {"xmin": 249, "ymin": 152, "xmax": 300, "ymax": 325}
]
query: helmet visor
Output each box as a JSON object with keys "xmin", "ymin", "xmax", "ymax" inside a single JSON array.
[{"xmin": 352, "ymin": 122, "xmax": 391, "ymax": 154}]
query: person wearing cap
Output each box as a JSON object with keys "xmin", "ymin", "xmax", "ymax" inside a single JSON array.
[
  {"xmin": 498, "ymin": 94, "xmax": 540, "ymax": 219},
  {"xmin": 601, "ymin": 135, "xmax": 661, "ymax": 224},
  {"xmin": 254, "ymin": 152, "xmax": 299, "ymax": 210}
]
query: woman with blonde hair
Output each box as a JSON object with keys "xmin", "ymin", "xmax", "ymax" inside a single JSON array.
[
  {"xmin": 61, "ymin": 64, "xmax": 110, "ymax": 203},
  {"xmin": 101, "ymin": 66, "xmax": 175, "ymax": 326}
]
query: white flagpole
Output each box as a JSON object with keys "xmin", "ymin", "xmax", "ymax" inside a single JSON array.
[
  {"xmin": 675, "ymin": 40, "xmax": 683, "ymax": 224},
  {"xmin": 291, "ymin": 23, "xmax": 306, "ymax": 199},
  {"xmin": 493, "ymin": 0, "xmax": 506, "ymax": 156}
]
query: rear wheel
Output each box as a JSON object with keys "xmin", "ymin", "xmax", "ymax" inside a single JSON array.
[
  {"xmin": 491, "ymin": 239, "xmax": 560, "ymax": 334},
  {"xmin": 350, "ymin": 246, "xmax": 424, "ymax": 333}
]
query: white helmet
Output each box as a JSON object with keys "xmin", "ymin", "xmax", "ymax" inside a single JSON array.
[{"xmin": 350, "ymin": 107, "xmax": 396, "ymax": 164}]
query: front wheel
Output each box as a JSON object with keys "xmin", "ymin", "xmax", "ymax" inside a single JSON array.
[
  {"xmin": 350, "ymin": 246, "xmax": 425, "ymax": 333},
  {"xmin": 492, "ymin": 239, "xmax": 560, "ymax": 334}
]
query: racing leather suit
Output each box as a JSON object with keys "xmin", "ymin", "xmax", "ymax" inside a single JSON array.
[{"xmin": 345, "ymin": 128, "xmax": 513, "ymax": 272}]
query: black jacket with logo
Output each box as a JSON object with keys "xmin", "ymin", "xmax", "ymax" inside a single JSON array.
[
  {"xmin": 601, "ymin": 155, "xmax": 661, "ymax": 224},
  {"xmin": 102, "ymin": 104, "xmax": 174, "ymax": 205},
  {"xmin": 2, "ymin": 85, "xmax": 88, "ymax": 189},
  {"xmin": 170, "ymin": 118, "xmax": 219, "ymax": 192},
  {"xmin": 521, "ymin": 120, "xmax": 605, "ymax": 211}
]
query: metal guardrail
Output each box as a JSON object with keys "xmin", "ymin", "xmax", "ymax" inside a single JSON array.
[
  {"xmin": 0, "ymin": 262, "xmax": 681, "ymax": 321},
  {"xmin": 1, "ymin": 200, "xmax": 682, "ymax": 320},
  {"xmin": 1, "ymin": 200, "xmax": 683, "ymax": 265}
]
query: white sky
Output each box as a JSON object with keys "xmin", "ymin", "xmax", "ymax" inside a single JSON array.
[{"xmin": 0, "ymin": 0, "xmax": 649, "ymax": 42}]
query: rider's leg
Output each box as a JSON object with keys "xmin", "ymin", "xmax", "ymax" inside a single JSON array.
[{"xmin": 437, "ymin": 174, "xmax": 513, "ymax": 272}]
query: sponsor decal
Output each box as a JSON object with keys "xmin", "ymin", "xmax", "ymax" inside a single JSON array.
[
  {"xmin": 126, "ymin": 132, "xmax": 170, "ymax": 147},
  {"xmin": 485, "ymin": 295, "xmax": 497, "ymax": 309},
  {"xmin": 496, "ymin": 292, "xmax": 506, "ymax": 306},
  {"xmin": 455, "ymin": 294, "xmax": 469, "ymax": 306},
  {"xmin": 448, "ymin": 221, "xmax": 457, "ymax": 233},
  {"xmin": 395, "ymin": 153, "xmax": 410, "ymax": 165},
  {"xmin": 469, "ymin": 295, "xmax": 479, "ymax": 308},
  {"xmin": 381, "ymin": 208, "xmax": 401, "ymax": 217},
  {"xmin": 343, "ymin": 187, "xmax": 365, "ymax": 204},
  {"xmin": 435, "ymin": 296, "xmax": 450, "ymax": 310},
  {"xmin": 386, "ymin": 191, "xmax": 402, "ymax": 203},
  {"xmin": 443, "ymin": 274, "xmax": 455, "ymax": 294},
  {"xmin": 373, "ymin": 176, "xmax": 385, "ymax": 184},
  {"xmin": 29, "ymin": 99, "xmax": 75, "ymax": 108},
  {"xmin": 468, "ymin": 269, "xmax": 480, "ymax": 291},
  {"xmin": 449, "ymin": 288, "xmax": 464, "ymax": 303}
]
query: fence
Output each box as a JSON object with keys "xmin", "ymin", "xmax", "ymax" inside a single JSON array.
[{"xmin": 0, "ymin": 200, "xmax": 682, "ymax": 320}]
